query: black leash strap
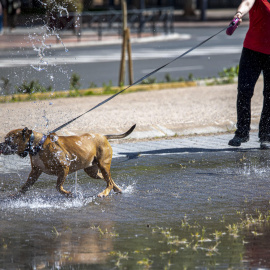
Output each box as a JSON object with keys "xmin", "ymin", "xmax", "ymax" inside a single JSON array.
[{"xmin": 50, "ymin": 26, "xmax": 228, "ymax": 134}]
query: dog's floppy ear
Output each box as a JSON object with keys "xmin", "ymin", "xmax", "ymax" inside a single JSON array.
[
  {"xmin": 22, "ymin": 127, "xmax": 28, "ymax": 141},
  {"xmin": 22, "ymin": 127, "xmax": 32, "ymax": 141}
]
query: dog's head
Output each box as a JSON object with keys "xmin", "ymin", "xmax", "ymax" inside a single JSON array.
[{"xmin": 0, "ymin": 128, "xmax": 33, "ymax": 157}]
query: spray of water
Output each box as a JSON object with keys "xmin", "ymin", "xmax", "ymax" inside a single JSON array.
[
  {"xmin": 29, "ymin": 0, "xmax": 77, "ymax": 71},
  {"xmin": 42, "ymin": 110, "xmax": 50, "ymax": 130},
  {"xmin": 1, "ymin": 195, "xmax": 93, "ymax": 210}
]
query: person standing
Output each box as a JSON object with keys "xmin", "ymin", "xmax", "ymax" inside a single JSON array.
[{"xmin": 228, "ymin": 0, "xmax": 270, "ymax": 149}]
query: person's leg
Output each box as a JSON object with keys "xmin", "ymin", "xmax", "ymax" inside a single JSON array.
[
  {"xmin": 236, "ymin": 48, "xmax": 262, "ymax": 136},
  {"xmin": 258, "ymin": 54, "xmax": 270, "ymax": 148},
  {"xmin": 229, "ymin": 48, "xmax": 262, "ymax": 146}
]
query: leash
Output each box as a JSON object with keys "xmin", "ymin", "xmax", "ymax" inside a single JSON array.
[
  {"xmin": 50, "ymin": 25, "xmax": 229, "ymax": 134},
  {"xmin": 22, "ymin": 23, "xmax": 236, "ymax": 157}
]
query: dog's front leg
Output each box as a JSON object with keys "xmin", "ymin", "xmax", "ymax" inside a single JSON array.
[
  {"xmin": 11, "ymin": 166, "xmax": 42, "ymax": 198},
  {"xmin": 56, "ymin": 167, "xmax": 72, "ymax": 197}
]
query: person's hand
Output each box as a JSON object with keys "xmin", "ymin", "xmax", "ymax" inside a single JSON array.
[{"xmin": 233, "ymin": 11, "xmax": 243, "ymax": 24}]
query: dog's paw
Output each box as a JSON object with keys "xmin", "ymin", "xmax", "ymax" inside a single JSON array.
[
  {"xmin": 66, "ymin": 192, "xmax": 74, "ymax": 198},
  {"xmin": 113, "ymin": 187, "xmax": 122, "ymax": 194},
  {"xmin": 8, "ymin": 192, "xmax": 23, "ymax": 200},
  {"xmin": 97, "ymin": 191, "xmax": 109, "ymax": 198}
]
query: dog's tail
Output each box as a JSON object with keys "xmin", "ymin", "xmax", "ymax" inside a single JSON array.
[{"xmin": 105, "ymin": 124, "xmax": 136, "ymax": 140}]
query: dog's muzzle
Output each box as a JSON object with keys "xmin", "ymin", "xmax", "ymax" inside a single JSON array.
[{"xmin": 0, "ymin": 142, "xmax": 17, "ymax": 155}]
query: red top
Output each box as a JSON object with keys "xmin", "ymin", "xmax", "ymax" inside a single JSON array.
[{"xmin": 243, "ymin": 0, "xmax": 270, "ymax": 54}]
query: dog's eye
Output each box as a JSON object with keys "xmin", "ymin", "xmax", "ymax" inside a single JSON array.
[{"xmin": 5, "ymin": 137, "xmax": 13, "ymax": 145}]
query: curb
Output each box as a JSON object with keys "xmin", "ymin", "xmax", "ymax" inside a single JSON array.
[
  {"xmin": 1, "ymin": 74, "xmax": 245, "ymax": 103},
  {"xmin": 0, "ymin": 81, "xmax": 197, "ymax": 103}
]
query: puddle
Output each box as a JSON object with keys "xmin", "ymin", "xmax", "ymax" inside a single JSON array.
[{"xmin": 0, "ymin": 150, "xmax": 270, "ymax": 269}]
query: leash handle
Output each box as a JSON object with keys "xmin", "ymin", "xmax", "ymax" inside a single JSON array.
[{"xmin": 226, "ymin": 17, "xmax": 240, "ymax": 36}]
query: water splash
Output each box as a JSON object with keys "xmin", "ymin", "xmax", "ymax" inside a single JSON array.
[
  {"xmin": 28, "ymin": 0, "xmax": 73, "ymax": 72},
  {"xmin": 58, "ymin": 5, "xmax": 69, "ymax": 18},
  {"xmin": 70, "ymin": 185, "xmax": 84, "ymax": 200},
  {"xmin": 221, "ymin": 160, "xmax": 270, "ymax": 176},
  {"xmin": 42, "ymin": 110, "xmax": 49, "ymax": 130},
  {"xmin": 239, "ymin": 162, "xmax": 269, "ymax": 176},
  {"xmin": 0, "ymin": 194, "xmax": 94, "ymax": 210},
  {"xmin": 55, "ymin": 33, "xmax": 69, "ymax": 52},
  {"xmin": 30, "ymin": 64, "xmax": 46, "ymax": 71},
  {"xmin": 121, "ymin": 182, "xmax": 136, "ymax": 194}
]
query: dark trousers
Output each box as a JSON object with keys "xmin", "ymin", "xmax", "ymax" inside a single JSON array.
[{"xmin": 235, "ymin": 47, "xmax": 270, "ymax": 140}]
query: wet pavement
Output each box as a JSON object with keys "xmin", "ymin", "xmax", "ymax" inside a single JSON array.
[{"xmin": 1, "ymin": 131, "xmax": 270, "ymax": 269}]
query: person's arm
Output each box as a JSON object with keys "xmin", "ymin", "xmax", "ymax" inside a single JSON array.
[{"xmin": 234, "ymin": 0, "xmax": 256, "ymax": 22}]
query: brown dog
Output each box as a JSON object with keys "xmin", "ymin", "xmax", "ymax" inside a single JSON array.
[{"xmin": 0, "ymin": 125, "xmax": 136, "ymax": 198}]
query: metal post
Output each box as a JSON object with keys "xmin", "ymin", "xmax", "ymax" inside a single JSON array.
[
  {"xmin": 139, "ymin": 0, "xmax": 145, "ymax": 36},
  {"xmin": 126, "ymin": 28, "xmax": 133, "ymax": 85},
  {"xmin": 200, "ymin": 0, "xmax": 208, "ymax": 21},
  {"xmin": 98, "ymin": 18, "xmax": 102, "ymax": 40},
  {"xmin": 140, "ymin": 0, "xmax": 145, "ymax": 9},
  {"xmin": 163, "ymin": 11, "xmax": 169, "ymax": 34},
  {"xmin": 169, "ymin": 8, "xmax": 174, "ymax": 33}
]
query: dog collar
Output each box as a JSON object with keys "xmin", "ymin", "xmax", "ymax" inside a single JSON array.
[
  {"xmin": 32, "ymin": 134, "xmax": 47, "ymax": 156},
  {"xmin": 20, "ymin": 133, "xmax": 47, "ymax": 157}
]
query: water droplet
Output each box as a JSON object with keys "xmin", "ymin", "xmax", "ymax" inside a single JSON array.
[{"xmin": 30, "ymin": 65, "xmax": 45, "ymax": 71}]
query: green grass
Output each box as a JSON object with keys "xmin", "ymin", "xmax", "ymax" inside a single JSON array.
[{"xmin": 0, "ymin": 65, "xmax": 240, "ymax": 103}]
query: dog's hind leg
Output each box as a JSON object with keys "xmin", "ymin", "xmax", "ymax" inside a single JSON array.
[
  {"xmin": 96, "ymin": 160, "xmax": 122, "ymax": 198},
  {"xmin": 84, "ymin": 161, "xmax": 103, "ymax": 179},
  {"xmin": 56, "ymin": 167, "xmax": 72, "ymax": 197}
]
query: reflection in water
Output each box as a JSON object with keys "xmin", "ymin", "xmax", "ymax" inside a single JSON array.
[
  {"xmin": 0, "ymin": 219, "xmax": 115, "ymax": 269},
  {"xmin": 244, "ymin": 224, "xmax": 270, "ymax": 268},
  {"xmin": 41, "ymin": 224, "xmax": 114, "ymax": 269},
  {"xmin": 0, "ymin": 151, "xmax": 270, "ymax": 268}
]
